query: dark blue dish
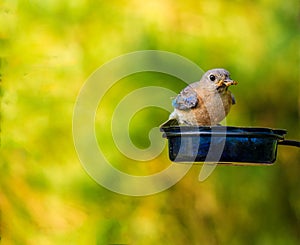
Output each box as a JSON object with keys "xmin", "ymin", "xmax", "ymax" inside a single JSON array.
[{"xmin": 160, "ymin": 126, "xmax": 290, "ymax": 164}]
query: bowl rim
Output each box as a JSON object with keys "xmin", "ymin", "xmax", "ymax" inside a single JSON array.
[{"xmin": 160, "ymin": 125, "xmax": 287, "ymax": 140}]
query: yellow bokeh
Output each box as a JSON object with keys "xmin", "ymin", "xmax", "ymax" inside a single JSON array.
[{"xmin": 1, "ymin": 0, "xmax": 299, "ymax": 244}]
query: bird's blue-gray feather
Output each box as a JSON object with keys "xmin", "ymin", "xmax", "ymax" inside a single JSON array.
[
  {"xmin": 172, "ymin": 86, "xmax": 198, "ymax": 110},
  {"xmin": 231, "ymin": 93, "xmax": 236, "ymax": 105}
]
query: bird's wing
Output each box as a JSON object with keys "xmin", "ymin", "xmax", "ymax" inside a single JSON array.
[
  {"xmin": 231, "ymin": 93, "xmax": 236, "ymax": 105},
  {"xmin": 172, "ymin": 85, "xmax": 198, "ymax": 110}
]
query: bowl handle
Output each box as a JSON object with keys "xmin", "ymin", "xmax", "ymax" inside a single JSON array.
[{"xmin": 278, "ymin": 140, "xmax": 300, "ymax": 148}]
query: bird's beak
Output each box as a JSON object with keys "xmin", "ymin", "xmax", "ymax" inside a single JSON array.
[{"xmin": 216, "ymin": 79, "xmax": 238, "ymax": 88}]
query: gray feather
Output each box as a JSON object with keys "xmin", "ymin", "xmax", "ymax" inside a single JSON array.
[{"xmin": 172, "ymin": 86, "xmax": 198, "ymax": 110}]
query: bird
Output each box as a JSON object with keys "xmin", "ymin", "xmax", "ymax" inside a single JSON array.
[{"xmin": 164, "ymin": 68, "xmax": 237, "ymax": 126}]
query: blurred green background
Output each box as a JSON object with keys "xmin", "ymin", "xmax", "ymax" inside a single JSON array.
[{"xmin": 1, "ymin": 0, "xmax": 299, "ymax": 244}]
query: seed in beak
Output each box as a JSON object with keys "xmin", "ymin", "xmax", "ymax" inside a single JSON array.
[
  {"xmin": 216, "ymin": 80, "xmax": 224, "ymax": 87},
  {"xmin": 224, "ymin": 80, "xmax": 238, "ymax": 87}
]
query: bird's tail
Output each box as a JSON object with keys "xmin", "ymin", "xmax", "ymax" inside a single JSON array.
[{"xmin": 159, "ymin": 118, "xmax": 179, "ymax": 128}]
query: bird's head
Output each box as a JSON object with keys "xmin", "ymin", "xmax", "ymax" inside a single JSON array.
[{"xmin": 202, "ymin": 68, "xmax": 238, "ymax": 91}]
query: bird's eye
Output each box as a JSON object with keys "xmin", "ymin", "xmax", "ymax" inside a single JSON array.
[{"xmin": 209, "ymin": 74, "xmax": 216, "ymax": 81}]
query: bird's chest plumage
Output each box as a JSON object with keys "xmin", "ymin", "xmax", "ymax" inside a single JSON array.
[{"xmin": 175, "ymin": 87, "xmax": 232, "ymax": 125}]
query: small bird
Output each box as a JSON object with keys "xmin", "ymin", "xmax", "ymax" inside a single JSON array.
[{"xmin": 165, "ymin": 68, "xmax": 237, "ymax": 126}]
